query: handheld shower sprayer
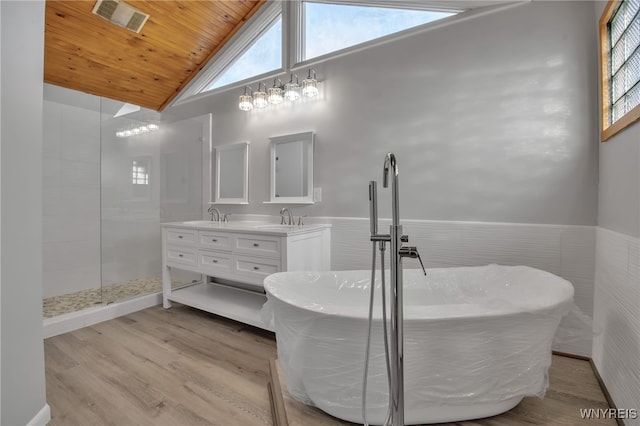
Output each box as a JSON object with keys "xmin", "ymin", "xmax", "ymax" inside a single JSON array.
[{"xmin": 369, "ymin": 181, "xmax": 378, "ymax": 236}]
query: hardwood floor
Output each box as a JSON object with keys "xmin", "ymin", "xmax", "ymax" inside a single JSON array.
[
  {"xmin": 45, "ymin": 305, "xmax": 276, "ymax": 426},
  {"xmin": 45, "ymin": 305, "xmax": 613, "ymax": 426},
  {"xmin": 269, "ymin": 356, "xmax": 616, "ymax": 426}
]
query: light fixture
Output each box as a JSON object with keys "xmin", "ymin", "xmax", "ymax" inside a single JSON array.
[
  {"xmin": 302, "ymin": 69, "xmax": 318, "ymax": 98},
  {"xmin": 238, "ymin": 86, "xmax": 253, "ymax": 111},
  {"xmin": 284, "ymin": 74, "xmax": 300, "ymax": 102},
  {"xmin": 253, "ymin": 82, "xmax": 268, "ymax": 108},
  {"xmin": 116, "ymin": 122, "xmax": 160, "ymax": 138},
  {"xmin": 268, "ymin": 78, "xmax": 284, "ymax": 104},
  {"xmin": 237, "ymin": 69, "xmax": 319, "ymax": 112}
]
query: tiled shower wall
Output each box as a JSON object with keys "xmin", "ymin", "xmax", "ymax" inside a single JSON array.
[{"xmin": 42, "ymin": 94, "xmax": 101, "ymax": 298}]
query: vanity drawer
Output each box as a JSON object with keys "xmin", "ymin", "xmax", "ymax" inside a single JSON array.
[
  {"xmin": 166, "ymin": 228, "xmax": 197, "ymax": 245},
  {"xmin": 199, "ymin": 231, "xmax": 232, "ymax": 250},
  {"xmin": 166, "ymin": 245, "xmax": 197, "ymax": 267},
  {"xmin": 235, "ymin": 255, "xmax": 280, "ymax": 282},
  {"xmin": 199, "ymin": 250, "xmax": 233, "ymax": 274},
  {"xmin": 234, "ymin": 234, "xmax": 281, "ymax": 258}
]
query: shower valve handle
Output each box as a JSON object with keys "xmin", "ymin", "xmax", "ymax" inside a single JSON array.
[
  {"xmin": 371, "ymin": 234, "xmax": 409, "ymax": 242},
  {"xmin": 400, "ymin": 246, "xmax": 426, "ymax": 275}
]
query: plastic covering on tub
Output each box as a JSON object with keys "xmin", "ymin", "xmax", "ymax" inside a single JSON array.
[{"xmin": 261, "ymin": 265, "xmax": 574, "ymax": 418}]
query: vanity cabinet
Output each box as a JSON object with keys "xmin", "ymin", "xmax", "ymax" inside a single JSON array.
[{"xmin": 162, "ymin": 221, "xmax": 331, "ymax": 331}]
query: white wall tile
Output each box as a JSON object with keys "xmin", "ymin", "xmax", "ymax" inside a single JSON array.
[
  {"xmin": 593, "ymin": 228, "xmax": 640, "ymax": 425},
  {"xmin": 43, "ymin": 100, "xmax": 62, "ymax": 158},
  {"xmin": 42, "ymin": 266, "xmax": 101, "ymax": 299},
  {"xmin": 60, "ymin": 159, "xmax": 99, "ymax": 188},
  {"xmin": 61, "ymin": 106, "xmax": 100, "ymax": 163},
  {"xmin": 42, "ymin": 215, "xmax": 99, "ymax": 244},
  {"xmin": 42, "ymin": 241, "xmax": 100, "ymax": 274},
  {"xmin": 307, "ymin": 216, "xmax": 596, "ymax": 356}
]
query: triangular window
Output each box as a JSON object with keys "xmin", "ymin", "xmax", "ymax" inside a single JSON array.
[
  {"xmin": 205, "ymin": 16, "xmax": 282, "ymax": 92},
  {"xmin": 302, "ymin": 2, "xmax": 455, "ymax": 61}
]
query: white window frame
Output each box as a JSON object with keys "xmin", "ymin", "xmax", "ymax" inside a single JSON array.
[
  {"xmin": 288, "ymin": 0, "xmax": 463, "ymax": 67},
  {"xmin": 172, "ymin": 1, "xmax": 285, "ymax": 106},
  {"xmin": 600, "ymin": 0, "xmax": 640, "ymax": 141},
  {"xmin": 170, "ymin": 0, "xmax": 526, "ymax": 108}
]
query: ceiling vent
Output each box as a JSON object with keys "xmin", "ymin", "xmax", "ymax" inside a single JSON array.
[{"xmin": 92, "ymin": 0, "xmax": 149, "ymax": 33}]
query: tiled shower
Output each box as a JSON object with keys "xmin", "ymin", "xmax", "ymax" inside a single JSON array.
[{"xmin": 42, "ymin": 85, "xmax": 205, "ymax": 318}]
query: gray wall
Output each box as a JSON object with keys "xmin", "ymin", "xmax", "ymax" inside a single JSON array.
[
  {"xmin": 1, "ymin": 1, "xmax": 48, "ymax": 424},
  {"xmin": 168, "ymin": 1, "xmax": 599, "ymax": 227}
]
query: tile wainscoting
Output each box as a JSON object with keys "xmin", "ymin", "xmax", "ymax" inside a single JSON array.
[
  {"xmin": 326, "ymin": 217, "xmax": 595, "ymax": 357},
  {"xmin": 235, "ymin": 214, "xmax": 596, "ymax": 356},
  {"xmin": 593, "ymin": 227, "xmax": 640, "ymax": 425}
]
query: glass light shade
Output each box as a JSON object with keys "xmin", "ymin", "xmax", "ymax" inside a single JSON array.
[
  {"xmin": 267, "ymin": 87, "xmax": 283, "ymax": 104},
  {"xmin": 253, "ymin": 90, "xmax": 268, "ymax": 108},
  {"xmin": 302, "ymin": 78, "xmax": 318, "ymax": 97},
  {"xmin": 284, "ymin": 82, "xmax": 300, "ymax": 101},
  {"xmin": 239, "ymin": 94, "xmax": 253, "ymax": 111}
]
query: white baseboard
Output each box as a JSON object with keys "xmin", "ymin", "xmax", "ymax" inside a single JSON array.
[
  {"xmin": 27, "ymin": 404, "xmax": 50, "ymax": 426},
  {"xmin": 43, "ymin": 292, "xmax": 162, "ymax": 338}
]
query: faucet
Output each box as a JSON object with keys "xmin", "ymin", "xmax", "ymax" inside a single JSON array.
[
  {"xmin": 369, "ymin": 153, "xmax": 425, "ymax": 426},
  {"xmin": 208, "ymin": 206, "xmax": 222, "ymax": 222},
  {"xmin": 222, "ymin": 213, "xmax": 231, "ymax": 223},
  {"xmin": 279, "ymin": 207, "xmax": 293, "ymax": 225}
]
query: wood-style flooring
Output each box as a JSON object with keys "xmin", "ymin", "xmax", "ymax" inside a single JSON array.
[{"xmin": 45, "ymin": 305, "xmax": 614, "ymax": 426}]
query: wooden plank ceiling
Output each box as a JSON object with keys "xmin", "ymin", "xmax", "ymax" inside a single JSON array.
[{"xmin": 44, "ymin": 0, "xmax": 265, "ymax": 111}]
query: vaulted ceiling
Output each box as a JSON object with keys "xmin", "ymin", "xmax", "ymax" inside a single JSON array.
[{"xmin": 44, "ymin": 0, "xmax": 265, "ymax": 111}]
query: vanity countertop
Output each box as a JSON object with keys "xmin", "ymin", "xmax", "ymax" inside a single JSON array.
[{"xmin": 162, "ymin": 220, "xmax": 331, "ymax": 236}]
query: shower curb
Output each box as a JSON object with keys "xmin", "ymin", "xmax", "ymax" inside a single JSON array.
[{"xmin": 43, "ymin": 292, "xmax": 162, "ymax": 338}]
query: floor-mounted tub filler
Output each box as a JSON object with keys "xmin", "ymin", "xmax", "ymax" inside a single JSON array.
[{"xmin": 262, "ymin": 153, "xmax": 574, "ymax": 426}]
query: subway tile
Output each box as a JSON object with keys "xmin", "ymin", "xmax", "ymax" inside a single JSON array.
[{"xmin": 61, "ymin": 160, "xmax": 100, "ymax": 188}]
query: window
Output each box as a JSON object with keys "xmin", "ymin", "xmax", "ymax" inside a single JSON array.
[
  {"xmin": 302, "ymin": 2, "xmax": 455, "ymax": 61},
  {"xmin": 173, "ymin": 1, "xmax": 467, "ymax": 106},
  {"xmin": 600, "ymin": 0, "xmax": 640, "ymax": 141},
  {"xmin": 204, "ymin": 16, "xmax": 282, "ymax": 92},
  {"xmin": 172, "ymin": 2, "xmax": 283, "ymax": 103},
  {"xmin": 132, "ymin": 160, "xmax": 149, "ymax": 185}
]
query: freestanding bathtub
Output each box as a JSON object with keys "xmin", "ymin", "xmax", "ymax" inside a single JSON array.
[{"xmin": 262, "ymin": 264, "xmax": 574, "ymax": 425}]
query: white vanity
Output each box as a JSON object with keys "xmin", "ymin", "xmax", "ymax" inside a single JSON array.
[{"xmin": 162, "ymin": 220, "xmax": 331, "ymax": 331}]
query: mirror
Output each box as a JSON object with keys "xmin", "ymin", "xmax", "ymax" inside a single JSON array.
[
  {"xmin": 213, "ymin": 142, "xmax": 249, "ymax": 204},
  {"xmin": 268, "ymin": 132, "xmax": 314, "ymax": 204}
]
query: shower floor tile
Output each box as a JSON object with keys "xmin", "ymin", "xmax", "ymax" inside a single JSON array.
[{"xmin": 43, "ymin": 276, "xmax": 185, "ymax": 319}]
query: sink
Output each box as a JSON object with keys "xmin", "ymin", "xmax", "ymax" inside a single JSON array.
[
  {"xmin": 254, "ymin": 224, "xmax": 298, "ymax": 231},
  {"xmin": 181, "ymin": 220, "xmax": 218, "ymax": 226}
]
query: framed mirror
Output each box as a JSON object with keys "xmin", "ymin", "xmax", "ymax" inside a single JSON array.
[
  {"xmin": 213, "ymin": 142, "xmax": 249, "ymax": 204},
  {"xmin": 268, "ymin": 131, "xmax": 314, "ymax": 204}
]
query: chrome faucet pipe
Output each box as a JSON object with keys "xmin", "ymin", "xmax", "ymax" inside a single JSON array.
[
  {"xmin": 367, "ymin": 153, "xmax": 423, "ymax": 426},
  {"xmin": 381, "ymin": 152, "xmax": 404, "ymax": 426},
  {"xmin": 279, "ymin": 207, "xmax": 293, "ymax": 225},
  {"xmin": 383, "ymin": 153, "xmax": 400, "ymax": 227},
  {"xmin": 208, "ymin": 206, "xmax": 222, "ymax": 222}
]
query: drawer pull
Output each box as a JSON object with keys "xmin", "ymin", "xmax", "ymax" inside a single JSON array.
[
  {"xmin": 211, "ymin": 239, "xmax": 217, "ymax": 242},
  {"xmin": 212, "ymin": 260, "xmax": 218, "ymax": 263},
  {"xmin": 178, "ymin": 235, "xmax": 183, "ymax": 239},
  {"xmin": 178, "ymin": 254, "xmax": 184, "ymax": 257},
  {"xmin": 253, "ymin": 243, "xmax": 260, "ymax": 247},
  {"xmin": 253, "ymin": 266, "xmax": 260, "ymax": 270}
]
